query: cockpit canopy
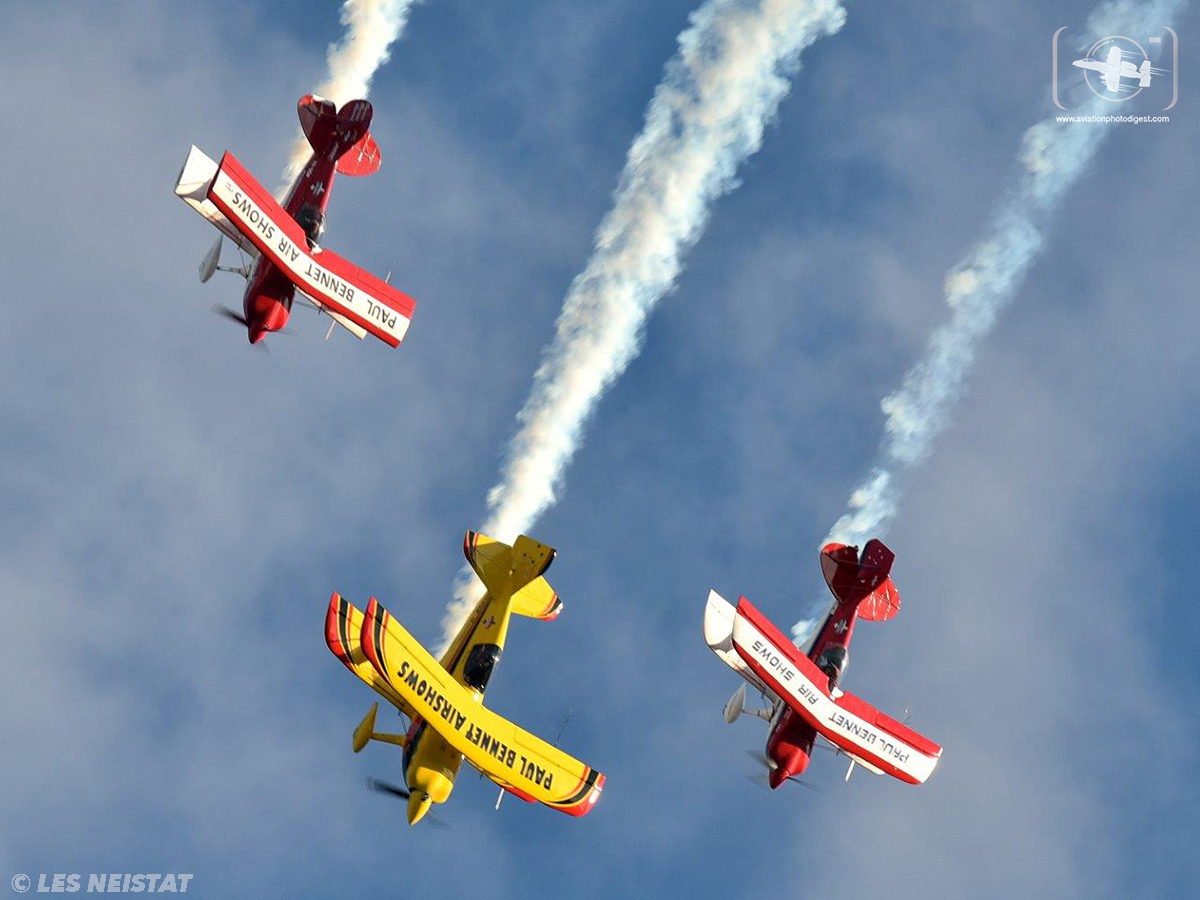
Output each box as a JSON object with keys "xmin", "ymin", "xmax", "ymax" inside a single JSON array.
[
  {"xmin": 815, "ymin": 644, "xmax": 849, "ymax": 686},
  {"xmin": 294, "ymin": 203, "xmax": 326, "ymax": 247}
]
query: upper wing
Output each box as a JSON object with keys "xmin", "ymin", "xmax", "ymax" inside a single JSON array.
[
  {"xmin": 1106, "ymin": 46, "xmax": 1122, "ymax": 66},
  {"xmin": 325, "ymin": 593, "xmax": 417, "ymax": 720},
  {"xmin": 703, "ymin": 590, "xmax": 777, "ymax": 702},
  {"xmin": 359, "ymin": 598, "xmax": 605, "ymax": 816},
  {"xmin": 204, "ymin": 151, "xmax": 416, "ymax": 348},
  {"xmin": 731, "ymin": 596, "xmax": 942, "ymax": 785}
]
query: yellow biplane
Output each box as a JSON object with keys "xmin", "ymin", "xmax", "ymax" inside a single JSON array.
[{"xmin": 325, "ymin": 531, "xmax": 605, "ymax": 825}]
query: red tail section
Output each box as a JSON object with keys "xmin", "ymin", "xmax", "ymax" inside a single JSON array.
[
  {"xmin": 820, "ymin": 539, "xmax": 901, "ymax": 622},
  {"xmin": 336, "ymin": 132, "xmax": 381, "ymax": 177},
  {"xmin": 297, "ymin": 94, "xmax": 381, "ymax": 176}
]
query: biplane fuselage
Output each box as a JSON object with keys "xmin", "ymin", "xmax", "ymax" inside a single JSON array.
[
  {"xmin": 763, "ymin": 586, "xmax": 861, "ymax": 787},
  {"xmin": 174, "ymin": 94, "xmax": 415, "ymax": 348},
  {"xmin": 706, "ymin": 539, "xmax": 943, "ymax": 788},
  {"xmin": 326, "ymin": 531, "xmax": 601, "ymax": 826},
  {"xmin": 396, "ymin": 583, "xmax": 515, "ymax": 819},
  {"xmin": 240, "ymin": 155, "xmax": 336, "ymax": 343}
]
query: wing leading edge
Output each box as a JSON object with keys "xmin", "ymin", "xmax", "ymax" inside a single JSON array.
[
  {"xmin": 359, "ymin": 597, "xmax": 605, "ymax": 816},
  {"xmin": 174, "ymin": 145, "xmax": 260, "ymax": 259},
  {"xmin": 731, "ymin": 596, "xmax": 942, "ymax": 785},
  {"xmin": 325, "ymin": 593, "xmax": 417, "ymax": 720},
  {"xmin": 703, "ymin": 590, "xmax": 777, "ymax": 702},
  {"xmin": 204, "ymin": 151, "xmax": 415, "ymax": 348}
]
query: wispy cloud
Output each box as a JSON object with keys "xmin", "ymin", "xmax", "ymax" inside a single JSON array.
[
  {"xmin": 797, "ymin": 0, "xmax": 1186, "ymax": 638},
  {"xmin": 279, "ymin": 0, "xmax": 418, "ymax": 188},
  {"xmin": 441, "ymin": 0, "xmax": 847, "ymax": 643}
]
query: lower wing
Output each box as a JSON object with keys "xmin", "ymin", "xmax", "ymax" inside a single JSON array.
[
  {"xmin": 731, "ymin": 596, "xmax": 942, "ymax": 785},
  {"xmin": 359, "ymin": 597, "xmax": 605, "ymax": 816},
  {"xmin": 703, "ymin": 590, "xmax": 777, "ymax": 702},
  {"xmin": 325, "ymin": 593, "xmax": 416, "ymax": 720},
  {"xmin": 175, "ymin": 146, "xmax": 261, "ymax": 259},
  {"xmin": 294, "ymin": 293, "xmax": 369, "ymax": 340}
]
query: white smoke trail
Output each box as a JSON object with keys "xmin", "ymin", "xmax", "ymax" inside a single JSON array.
[
  {"xmin": 794, "ymin": 0, "xmax": 1185, "ymax": 640},
  {"xmin": 278, "ymin": 0, "xmax": 418, "ymax": 190},
  {"xmin": 441, "ymin": 0, "xmax": 847, "ymax": 645}
]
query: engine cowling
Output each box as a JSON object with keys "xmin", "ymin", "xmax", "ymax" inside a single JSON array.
[{"xmin": 766, "ymin": 713, "xmax": 816, "ymax": 788}]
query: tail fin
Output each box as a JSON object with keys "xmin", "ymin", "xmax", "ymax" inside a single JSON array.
[
  {"xmin": 510, "ymin": 535, "xmax": 557, "ymax": 591},
  {"xmin": 1138, "ymin": 59, "xmax": 1154, "ymax": 86},
  {"xmin": 296, "ymin": 94, "xmax": 381, "ymax": 176},
  {"xmin": 820, "ymin": 539, "xmax": 901, "ymax": 622},
  {"xmin": 463, "ymin": 531, "xmax": 561, "ymax": 619}
]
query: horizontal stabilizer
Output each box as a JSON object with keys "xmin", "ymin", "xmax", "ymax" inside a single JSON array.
[
  {"xmin": 297, "ymin": 95, "xmax": 381, "ymax": 176},
  {"xmin": 820, "ymin": 539, "xmax": 901, "ymax": 622},
  {"xmin": 463, "ymin": 531, "xmax": 558, "ymax": 605},
  {"xmin": 337, "ymin": 133, "xmax": 381, "ymax": 177},
  {"xmin": 511, "ymin": 577, "xmax": 563, "ymax": 621}
]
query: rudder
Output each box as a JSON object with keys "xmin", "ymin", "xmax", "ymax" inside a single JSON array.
[
  {"xmin": 296, "ymin": 95, "xmax": 381, "ymax": 176},
  {"xmin": 463, "ymin": 531, "xmax": 560, "ymax": 618},
  {"xmin": 820, "ymin": 539, "xmax": 901, "ymax": 622}
]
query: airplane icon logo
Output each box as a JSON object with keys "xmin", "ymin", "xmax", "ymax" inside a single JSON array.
[
  {"xmin": 1052, "ymin": 28, "xmax": 1179, "ymax": 111},
  {"xmin": 1073, "ymin": 45, "xmax": 1166, "ymax": 94}
]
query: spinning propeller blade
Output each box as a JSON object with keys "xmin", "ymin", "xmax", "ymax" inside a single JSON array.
[
  {"xmin": 746, "ymin": 749, "xmax": 776, "ymax": 770},
  {"xmin": 210, "ymin": 304, "xmax": 249, "ymax": 327},
  {"xmin": 364, "ymin": 777, "xmax": 449, "ymax": 828},
  {"xmin": 745, "ymin": 750, "xmax": 820, "ymax": 791},
  {"xmin": 365, "ymin": 776, "xmax": 409, "ymax": 799}
]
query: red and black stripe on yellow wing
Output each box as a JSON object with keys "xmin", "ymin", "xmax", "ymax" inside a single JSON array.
[
  {"xmin": 325, "ymin": 592, "xmax": 416, "ymax": 720},
  {"xmin": 510, "ymin": 576, "xmax": 563, "ymax": 621},
  {"xmin": 359, "ymin": 597, "xmax": 605, "ymax": 817}
]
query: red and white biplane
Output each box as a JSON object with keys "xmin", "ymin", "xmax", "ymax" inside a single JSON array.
[
  {"xmin": 173, "ymin": 95, "xmax": 414, "ymax": 347},
  {"xmin": 704, "ymin": 539, "xmax": 942, "ymax": 788}
]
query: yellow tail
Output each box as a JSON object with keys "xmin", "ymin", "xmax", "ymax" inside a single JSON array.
[{"xmin": 463, "ymin": 531, "xmax": 563, "ymax": 620}]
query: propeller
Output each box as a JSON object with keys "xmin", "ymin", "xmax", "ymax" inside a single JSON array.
[
  {"xmin": 365, "ymin": 776, "xmax": 409, "ymax": 799},
  {"xmin": 209, "ymin": 304, "xmax": 295, "ymax": 347},
  {"xmin": 364, "ymin": 778, "xmax": 449, "ymax": 829},
  {"xmin": 746, "ymin": 771, "xmax": 820, "ymax": 791},
  {"xmin": 746, "ymin": 749, "xmax": 776, "ymax": 770},
  {"xmin": 745, "ymin": 750, "xmax": 821, "ymax": 791},
  {"xmin": 211, "ymin": 304, "xmax": 249, "ymax": 327}
]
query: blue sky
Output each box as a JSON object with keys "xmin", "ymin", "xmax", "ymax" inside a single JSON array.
[{"xmin": 1, "ymin": 1, "xmax": 1197, "ymax": 898}]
